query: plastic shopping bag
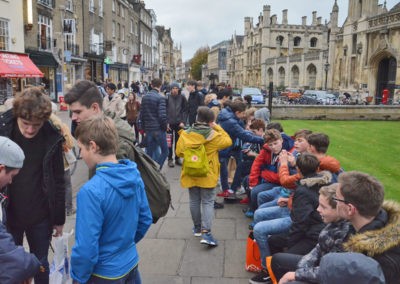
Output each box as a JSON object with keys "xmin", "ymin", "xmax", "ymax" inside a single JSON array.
[
  {"xmin": 49, "ymin": 230, "xmax": 74, "ymax": 284},
  {"xmin": 245, "ymin": 231, "xmax": 262, "ymax": 272}
]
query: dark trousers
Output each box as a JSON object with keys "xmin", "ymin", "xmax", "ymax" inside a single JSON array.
[
  {"xmin": 271, "ymin": 253, "xmax": 303, "ymax": 281},
  {"xmin": 269, "ymin": 233, "xmax": 317, "ymax": 256},
  {"xmin": 167, "ymin": 124, "xmax": 181, "ymax": 161},
  {"xmin": 8, "ymin": 219, "xmax": 52, "ymax": 284},
  {"xmin": 88, "ymin": 265, "xmax": 141, "ymax": 284}
]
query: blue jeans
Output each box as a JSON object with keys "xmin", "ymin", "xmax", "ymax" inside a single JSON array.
[
  {"xmin": 145, "ymin": 130, "xmax": 168, "ymax": 169},
  {"xmin": 257, "ymin": 186, "xmax": 286, "ymax": 208},
  {"xmin": 188, "ymin": 187, "xmax": 215, "ymax": 232},
  {"xmin": 88, "ymin": 265, "xmax": 141, "ymax": 284},
  {"xmin": 8, "ymin": 219, "xmax": 52, "ymax": 284},
  {"xmin": 253, "ymin": 207, "xmax": 291, "ymax": 268},
  {"xmin": 250, "ymin": 182, "xmax": 279, "ymax": 211}
]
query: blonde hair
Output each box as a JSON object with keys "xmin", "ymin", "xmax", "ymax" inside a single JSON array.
[{"xmin": 319, "ymin": 183, "xmax": 339, "ymax": 209}]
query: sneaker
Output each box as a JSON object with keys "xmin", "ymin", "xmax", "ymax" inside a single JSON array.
[
  {"xmin": 217, "ymin": 189, "xmax": 234, "ymax": 198},
  {"xmin": 249, "ymin": 269, "xmax": 271, "ymax": 284},
  {"xmin": 214, "ymin": 201, "xmax": 224, "ymax": 209},
  {"xmin": 200, "ymin": 232, "xmax": 218, "ymax": 247},
  {"xmin": 175, "ymin": 158, "xmax": 182, "ymax": 166},
  {"xmin": 244, "ymin": 209, "xmax": 254, "ymax": 218},
  {"xmin": 168, "ymin": 159, "xmax": 175, "ymax": 167},
  {"xmin": 236, "ymin": 186, "xmax": 246, "ymax": 195},
  {"xmin": 192, "ymin": 226, "xmax": 202, "ymax": 237},
  {"xmin": 240, "ymin": 197, "xmax": 249, "ymax": 204},
  {"xmin": 248, "ymin": 221, "xmax": 255, "ymax": 231}
]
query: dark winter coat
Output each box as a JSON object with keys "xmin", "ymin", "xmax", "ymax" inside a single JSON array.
[
  {"xmin": 288, "ymin": 171, "xmax": 332, "ymax": 248},
  {"xmin": 167, "ymin": 93, "xmax": 188, "ymax": 125},
  {"xmin": 343, "ymin": 201, "xmax": 400, "ymax": 284},
  {"xmin": 217, "ymin": 106, "xmax": 264, "ymax": 158},
  {"xmin": 0, "ymin": 222, "xmax": 41, "ymax": 282},
  {"xmin": 0, "ymin": 110, "xmax": 65, "ymax": 227},
  {"xmin": 139, "ymin": 89, "xmax": 167, "ymax": 131},
  {"xmin": 187, "ymin": 91, "xmax": 204, "ymax": 125},
  {"xmin": 295, "ymin": 220, "xmax": 350, "ymax": 283}
]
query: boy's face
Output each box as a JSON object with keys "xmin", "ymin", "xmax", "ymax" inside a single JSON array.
[
  {"xmin": 317, "ymin": 195, "xmax": 339, "ymax": 223},
  {"xmin": 0, "ymin": 166, "xmax": 20, "ymax": 188},
  {"xmin": 186, "ymin": 84, "xmax": 195, "ymax": 92},
  {"xmin": 267, "ymin": 138, "xmax": 283, "ymax": 154},
  {"xmin": 294, "ymin": 137, "xmax": 310, "ymax": 153},
  {"xmin": 17, "ymin": 117, "xmax": 45, "ymax": 139},
  {"xmin": 251, "ymin": 128, "xmax": 264, "ymax": 137},
  {"xmin": 235, "ymin": 111, "xmax": 246, "ymax": 120},
  {"xmin": 69, "ymin": 101, "xmax": 101, "ymax": 125},
  {"xmin": 77, "ymin": 140, "xmax": 96, "ymax": 170}
]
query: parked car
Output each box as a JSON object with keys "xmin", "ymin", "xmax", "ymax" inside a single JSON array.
[
  {"xmin": 241, "ymin": 87, "xmax": 265, "ymax": 104},
  {"xmin": 302, "ymin": 90, "xmax": 338, "ymax": 105},
  {"xmin": 281, "ymin": 88, "xmax": 302, "ymax": 100}
]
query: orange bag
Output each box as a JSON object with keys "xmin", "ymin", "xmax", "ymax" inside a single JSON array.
[{"xmin": 245, "ymin": 231, "xmax": 262, "ymax": 272}]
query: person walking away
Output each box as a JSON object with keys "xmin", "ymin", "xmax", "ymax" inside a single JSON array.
[
  {"xmin": 0, "ymin": 88, "xmax": 65, "ymax": 283},
  {"xmin": 187, "ymin": 80, "xmax": 204, "ymax": 126},
  {"xmin": 176, "ymin": 107, "xmax": 232, "ymax": 246},
  {"xmin": 71, "ymin": 116, "xmax": 152, "ymax": 283}
]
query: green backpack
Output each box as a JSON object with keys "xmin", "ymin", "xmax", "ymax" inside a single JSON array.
[{"xmin": 183, "ymin": 143, "xmax": 209, "ymax": 177}]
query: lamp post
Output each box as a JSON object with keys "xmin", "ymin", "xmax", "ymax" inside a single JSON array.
[{"xmin": 324, "ymin": 60, "xmax": 330, "ymax": 91}]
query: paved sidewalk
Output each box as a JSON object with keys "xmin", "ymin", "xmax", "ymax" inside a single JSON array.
[{"xmin": 58, "ymin": 110, "xmax": 254, "ymax": 284}]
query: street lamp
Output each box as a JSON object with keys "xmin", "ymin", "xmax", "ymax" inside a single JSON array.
[{"xmin": 324, "ymin": 60, "xmax": 330, "ymax": 91}]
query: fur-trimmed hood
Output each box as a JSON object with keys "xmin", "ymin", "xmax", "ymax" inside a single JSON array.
[
  {"xmin": 299, "ymin": 171, "xmax": 332, "ymax": 188},
  {"xmin": 344, "ymin": 200, "xmax": 400, "ymax": 257}
]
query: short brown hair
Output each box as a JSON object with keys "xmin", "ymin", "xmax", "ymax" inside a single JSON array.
[
  {"xmin": 264, "ymin": 129, "xmax": 282, "ymax": 143},
  {"xmin": 338, "ymin": 171, "xmax": 384, "ymax": 218},
  {"xmin": 307, "ymin": 133, "xmax": 330, "ymax": 153},
  {"xmin": 75, "ymin": 116, "xmax": 119, "ymax": 156},
  {"xmin": 187, "ymin": 80, "xmax": 197, "ymax": 87},
  {"xmin": 249, "ymin": 119, "xmax": 266, "ymax": 131},
  {"xmin": 196, "ymin": 106, "xmax": 215, "ymax": 123},
  {"xmin": 151, "ymin": 78, "xmax": 162, "ymax": 89},
  {"xmin": 13, "ymin": 87, "xmax": 52, "ymax": 121},
  {"xmin": 319, "ymin": 183, "xmax": 339, "ymax": 209},
  {"xmin": 296, "ymin": 153, "xmax": 320, "ymax": 176},
  {"xmin": 64, "ymin": 80, "xmax": 103, "ymax": 110},
  {"xmin": 294, "ymin": 129, "xmax": 312, "ymax": 140},
  {"xmin": 230, "ymin": 100, "xmax": 246, "ymax": 113}
]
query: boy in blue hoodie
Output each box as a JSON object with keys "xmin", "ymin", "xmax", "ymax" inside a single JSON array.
[{"xmin": 71, "ymin": 116, "xmax": 152, "ymax": 283}]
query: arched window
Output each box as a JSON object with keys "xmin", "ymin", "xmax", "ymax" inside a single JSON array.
[
  {"xmin": 310, "ymin": 37, "xmax": 318, "ymax": 48},
  {"xmin": 278, "ymin": 67, "xmax": 285, "ymax": 87},
  {"xmin": 291, "ymin": 65, "xmax": 299, "ymax": 87},
  {"xmin": 276, "ymin": 36, "xmax": 284, "ymax": 47},
  {"xmin": 294, "ymin": 37, "xmax": 301, "ymax": 47},
  {"xmin": 307, "ymin": 64, "xmax": 317, "ymax": 89}
]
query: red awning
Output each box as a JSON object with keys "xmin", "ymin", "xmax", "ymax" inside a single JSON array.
[{"xmin": 0, "ymin": 52, "xmax": 43, "ymax": 78}]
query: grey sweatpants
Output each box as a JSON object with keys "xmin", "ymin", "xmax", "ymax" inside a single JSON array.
[{"xmin": 188, "ymin": 187, "xmax": 215, "ymax": 232}]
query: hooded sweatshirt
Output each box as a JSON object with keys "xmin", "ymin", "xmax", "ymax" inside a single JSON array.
[
  {"xmin": 176, "ymin": 123, "xmax": 232, "ymax": 189},
  {"xmin": 71, "ymin": 160, "xmax": 152, "ymax": 283}
]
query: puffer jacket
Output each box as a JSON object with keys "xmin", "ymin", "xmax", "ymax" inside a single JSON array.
[
  {"xmin": 295, "ymin": 220, "xmax": 350, "ymax": 283},
  {"xmin": 0, "ymin": 110, "xmax": 65, "ymax": 227},
  {"xmin": 176, "ymin": 123, "xmax": 232, "ymax": 189},
  {"xmin": 139, "ymin": 89, "xmax": 167, "ymax": 131},
  {"xmin": 343, "ymin": 201, "xmax": 400, "ymax": 284},
  {"xmin": 187, "ymin": 91, "xmax": 204, "ymax": 125},
  {"xmin": 288, "ymin": 171, "xmax": 332, "ymax": 248}
]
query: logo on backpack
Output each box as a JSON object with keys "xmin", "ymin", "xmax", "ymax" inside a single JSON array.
[{"xmin": 183, "ymin": 144, "xmax": 209, "ymax": 177}]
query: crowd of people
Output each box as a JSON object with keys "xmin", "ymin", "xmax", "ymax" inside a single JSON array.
[{"xmin": 0, "ymin": 78, "xmax": 399, "ymax": 284}]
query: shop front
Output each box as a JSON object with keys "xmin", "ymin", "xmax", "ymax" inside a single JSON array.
[
  {"xmin": 0, "ymin": 51, "xmax": 43, "ymax": 106},
  {"xmin": 84, "ymin": 53, "xmax": 104, "ymax": 83},
  {"xmin": 108, "ymin": 62, "xmax": 129, "ymax": 84}
]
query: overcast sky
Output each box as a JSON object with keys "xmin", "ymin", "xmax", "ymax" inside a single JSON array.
[{"xmin": 144, "ymin": 0, "xmax": 397, "ymax": 61}]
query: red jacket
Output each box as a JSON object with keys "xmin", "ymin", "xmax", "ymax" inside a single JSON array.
[{"xmin": 249, "ymin": 144, "xmax": 295, "ymax": 187}]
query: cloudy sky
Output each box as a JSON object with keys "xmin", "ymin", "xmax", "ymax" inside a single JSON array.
[{"xmin": 144, "ymin": 0, "xmax": 397, "ymax": 61}]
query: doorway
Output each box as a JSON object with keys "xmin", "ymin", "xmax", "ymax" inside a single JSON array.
[{"xmin": 376, "ymin": 56, "xmax": 397, "ymax": 104}]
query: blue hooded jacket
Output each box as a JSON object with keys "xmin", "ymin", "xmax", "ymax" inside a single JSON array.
[{"xmin": 71, "ymin": 159, "xmax": 152, "ymax": 283}]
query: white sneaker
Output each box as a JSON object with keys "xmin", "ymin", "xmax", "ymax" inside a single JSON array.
[{"xmin": 236, "ymin": 186, "xmax": 246, "ymax": 195}]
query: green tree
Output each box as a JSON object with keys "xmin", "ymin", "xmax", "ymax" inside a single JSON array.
[{"xmin": 190, "ymin": 47, "xmax": 209, "ymax": 80}]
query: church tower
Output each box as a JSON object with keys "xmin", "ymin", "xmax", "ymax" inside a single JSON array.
[{"xmin": 348, "ymin": 0, "xmax": 379, "ymax": 20}]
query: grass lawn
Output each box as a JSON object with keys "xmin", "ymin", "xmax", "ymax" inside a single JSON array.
[{"xmin": 277, "ymin": 120, "xmax": 400, "ymax": 201}]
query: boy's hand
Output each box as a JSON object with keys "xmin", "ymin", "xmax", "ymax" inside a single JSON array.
[
  {"xmin": 279, "ymin": 150, "xmax": 288, "ymax": 164},
  {"xmin": 279, "ymin": 271, "xmax": 296, "ymax": 284},
  {"xmin": 22, "ymin": 278, "xmax": 33, "ymax": 284},
  {"xmin": 277, "ymin": 197, "xmax": 288, "ymax": 207},
  {"xmin": 53, "ymin": 225, "xmax": 64, "ymax": 237},
  {"xmin": 287, "ymin": 152, "xmax": 296, "ymax": 166},
  {"xmin": 209, "ymin": 121, "xmax": 217, "ymax": 128}
]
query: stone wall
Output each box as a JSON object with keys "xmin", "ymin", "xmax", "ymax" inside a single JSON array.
[{"xmin": 267, "ymin": 105, "xmax": 400, "ymax": 121}]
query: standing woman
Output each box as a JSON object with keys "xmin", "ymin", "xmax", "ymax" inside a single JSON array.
[{"xmin": 126, "ymin": 91, "xmax": 141, "ymax": 143}]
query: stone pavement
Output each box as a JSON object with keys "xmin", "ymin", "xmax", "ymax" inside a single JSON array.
[{"xmin": 57, "ymin": 110, "xmax": 254, "ymax": 284}]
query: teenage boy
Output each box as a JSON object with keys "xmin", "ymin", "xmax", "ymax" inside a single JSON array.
[
  {"xmin": 333, "ymin": 171, "xmax": 400, "ymax": 284},
  {"xmin": 0, "ymin": 136, "xmax": 41, "ymax": 282},
  {"xmin": 0, "ymin": 88, "xmax": 65, "ymax": 283},
  {"xmin": 103, "ymin": 82, "xmax": 125, "ymax": 118},
  {"xmin": 71, "ymin": 116, "xmax": 152, "ymax": 283},
  {"xmin": 187, "ymin": 80, "xmax": 204, "ymax": 126},
  {"xmin": 250, "ymin": 153, "xmax": 329, "ymax": 284},
  {"xmin": 176, "ymin": 107, "xmax": 232, "ymax": 246}
]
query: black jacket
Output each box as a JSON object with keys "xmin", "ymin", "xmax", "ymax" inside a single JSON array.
[
  {"xmin": 139, "ymin": 89, "xmax": 167, "ymax": 131},
  {"xmin": 289, "ymin": 171, "xmax": 332, "ymax": 248},
  {"xmin": 0, "ymin": 110, "xmax": 65, "ymax": 227},
  {"xmin": 167, "ymin": 93, "xmax": 188, "ymax": 125},
  {"xmin": 187, "ymin": 91, "xmax": 204, "ymax": 126}
]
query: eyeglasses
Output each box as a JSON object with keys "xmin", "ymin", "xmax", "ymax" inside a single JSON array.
[{"xmin": 332, "ymin": 196, "xmax": 350, "ymax": 204}]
